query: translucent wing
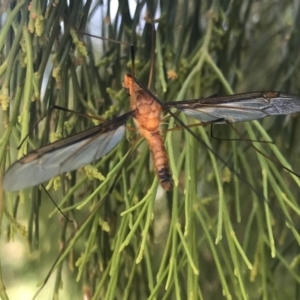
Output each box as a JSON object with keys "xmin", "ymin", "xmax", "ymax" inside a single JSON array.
[
  {"xmin": 167, "ymin": 92, "xmax": 300, "ymax": 123},
  {"xmin": 3, "ymin": 112, "xmax": 132, "ymax": 191}
]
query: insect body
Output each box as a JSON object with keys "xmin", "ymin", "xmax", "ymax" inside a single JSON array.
[
  {"xmin": 124, "ymin": 74, "xmax": 172, "ymax": 190},
  {"xmin": 3, "ymin": 74, "xmax": 300, "ymax": 191}
]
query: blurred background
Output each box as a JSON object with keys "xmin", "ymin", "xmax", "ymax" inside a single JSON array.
[{"xmin": 1, "ymin": 0, "xmax": 300, "ymax": 299}]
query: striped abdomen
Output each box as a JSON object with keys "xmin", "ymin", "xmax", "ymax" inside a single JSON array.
[
  {"xmin": 142, "ymin": 130, "xmax": 173, "ymax": 191},
  {"xmin": 123, "ymin": 74, "xmax": 173, "ymax": 190}
]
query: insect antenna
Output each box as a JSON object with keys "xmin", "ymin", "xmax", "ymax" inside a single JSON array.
[{"xmin": 130, "ymin": 44, "xmax": 136, "ymax": 82}]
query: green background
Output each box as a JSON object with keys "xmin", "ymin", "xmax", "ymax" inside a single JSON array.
[{"xmin": 1, "ymin": 1, "xmax": 300, "ymax": 299}]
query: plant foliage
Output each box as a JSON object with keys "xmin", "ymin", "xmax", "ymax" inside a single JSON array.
[{"xmin": 1, "ymin": 1, "xmax": 300, "ymax": 299}]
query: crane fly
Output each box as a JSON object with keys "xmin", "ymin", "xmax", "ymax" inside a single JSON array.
[{"xmin": 3, "ymin": 70, "xmax": 300, "ymax": 191}]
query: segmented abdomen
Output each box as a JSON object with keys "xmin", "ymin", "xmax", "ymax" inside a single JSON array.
[
  {"xmin": 143, "ymin": 130, "xmax": 173, "ymax": 191},
  {"xmin": 124, "ymin": 74, "xmax": 173, "ymax": 190}
]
